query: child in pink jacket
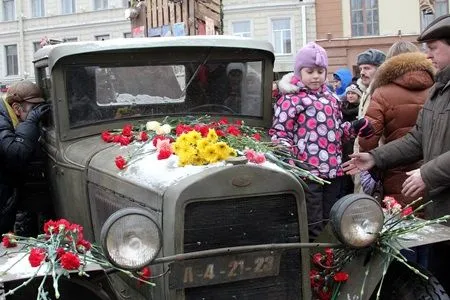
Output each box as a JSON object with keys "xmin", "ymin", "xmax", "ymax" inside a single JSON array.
[{"xmin": 269, "ymin": 42, "xmax": 372, "ymax": 239}]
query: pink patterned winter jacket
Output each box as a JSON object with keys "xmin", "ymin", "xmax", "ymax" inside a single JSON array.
[{"xmin": 269, "ymin": 73, "xmax": 352, "ymax": 179}]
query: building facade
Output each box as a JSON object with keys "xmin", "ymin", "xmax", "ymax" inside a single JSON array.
[
  {"xmin": 0, "ymin": 0, "xmax": 131, "ymax": 84},
  {"xmin": 222, "ymin": 0, "xmax": 316, "ymax": 77},
  {"xmin": 316, "ymin": 0, "xmax": 450, "ymax": 75}
]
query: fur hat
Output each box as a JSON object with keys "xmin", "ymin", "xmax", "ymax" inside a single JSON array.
[
  {"xmin": 6, "ymin": 80, "xmax": 45, "ymax": 105},
  {"xmin": 294, "ymin": 42, "xmax": 328, "ymax": 78},
  {"xmin": 357, "ymin": 49, "xmax": 386, "ymax": 66},
  {"xmin": 345, "ymin": 83, "xmax": 363, "ymax": 98},
  {"xmin": 417, "ymin": 13, "xmax": 450, "ymax": 42}
]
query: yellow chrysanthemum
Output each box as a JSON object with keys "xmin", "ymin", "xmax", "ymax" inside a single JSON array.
[
  {"xmin": 196, "ymin": 138, "xmax": 210, "ymax": 151},
  {"xmin": 177, "ymin": 146, "xmax": 197, "ymax": 162},
  {"xmin": 185, "ymin": 131, "xmax": 202, "ymax": 144},
  {"xmin": 203, "ymin": 144, "xmax": 219, "ymax": 163},
  {"xmin": 214, "ymin": 142, "xmax": 232, "ymax": 160},
  {"xmin": 206, "ymin": 129, "xmax": 218, "ymax": 143},
  {"xmin": 177, "ymin": 134, "xmax": 189, "ymax": 145},
  {"xmin": 173, "ymin": 139, "xmax": 191, "ymax": 155},
  {"xmin": 192, "ymin": 155, "xmax": 206, "ymax": 166}
]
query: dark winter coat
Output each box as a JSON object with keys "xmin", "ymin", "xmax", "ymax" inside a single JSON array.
[
  {"xmin": 360, "ymin": 52, "xmax": 435, "ymax": 206},
  {"xmin": 371, "ymin": 64, "xmax": 450, "ymax": 222},
  {"xmin": 0, "ymin": 100, "xmax": 40, "ymax": 233},
  {"xmin": 341, "ymin": 101, "xmax": 359, "ymax": 163}
]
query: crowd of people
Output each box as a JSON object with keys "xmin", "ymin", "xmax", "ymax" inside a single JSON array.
[{"xmin": 270, "ymin": 13, "xmax": 450, "ymax": 293}]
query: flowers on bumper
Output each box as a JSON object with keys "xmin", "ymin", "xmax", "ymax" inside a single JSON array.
[{"xmin": 1, "ymin": 219, "xmax": 154, "ymax": 300}]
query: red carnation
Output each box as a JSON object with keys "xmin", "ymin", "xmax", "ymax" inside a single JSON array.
[
  {"xmin": 157, "ymin": 149, "xmax": 172, "ymax": 160},
  {"xmin": 219, "ymin": 118, "xmax": 229, "ymax": 125},
  {"xmin": 60, "ymin": 252, "xmax": 80, "ymax": 270},
  {"xmin": 252, "ymin": 133, "xmax": 261, "ymax": 141},
  {"xmin": 69, "ymin": 223, "xmax": 83, "ymax": 235},
  {"xmin": 118, "ymin": 135, "xmax": 132, "ymax": 146},
  {"xmin": 122, "ymin": 124, "xmax": 133, "ymax": 137},
  {"xmin": 137, "ymin": 266, "xmax": 152, "ymax": 287},
  {"xmin": 139, "ymin": 267, "xmax": 152, "ymax": 280},
  {"xmin": 2, "ymin": 233, "xmax": 17, "ymax": 248},
  {"xmin": 401, "ymin": 207, "xmax": 414, "ymax": 217},
  {"xmin": 333, "ymin": 272, "xmax": 349, "ymax": 282},
  {"xmin": 175, "ymin": 124, "xmax": 192, "ymax": 136},
  {"xmin": 101, "ymin": 131, "xmax": 115, "ymax": 142},
  {"xmin": 55, "ymin": 219, "xmax": 71, "ymax": 232},
  {"xmin": 56, "ymin": 247, "xmax": 66, "ymax": 259},
  {"xmin": 312, "ymin": 253, "xmax": 323, "ymax": 265},
  {"xmin": 115, "ymin": 156, "xmax": 127, "ymax": 169},
  {"xmin": 112, "ymin": 135, "xmax": 121, "ymax": 143},
  {"xmin": 76, "ymin": 239, "xmax": 92, "ymax": 254},
  {"xmin": 29, "ymin": 248, "xmax": 46, "ymax": 267},
  {"xmin": 216, "ymin": 129, "xmax": 225, "ymax": 137},
  {"xmin": 139, "ymin": 131, "xmax": 149, "ymax": 142},
  {"xmin": 234, "ymin": 120, "xmax": 243, "ymax": 126},
  {"xmin": 43, "ymin": 220, "xmax": 58, "ymax": 234},
  {"xmin": 226, "ymin": 126, "xmax": 241, "ymax": 136}
]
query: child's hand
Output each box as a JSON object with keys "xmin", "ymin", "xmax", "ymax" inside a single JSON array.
[{"xmin": 351, "ymin": 118, "xmax": 374, "ymax": 138}]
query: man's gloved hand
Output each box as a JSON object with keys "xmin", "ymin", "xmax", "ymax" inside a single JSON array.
[
  {"xmin": 26, "ymin": 103, "xmax": 50, "ymax": 123},
  {"xmin": 351, "ymin": 118, "xmax": 374, "ymax": 138}
]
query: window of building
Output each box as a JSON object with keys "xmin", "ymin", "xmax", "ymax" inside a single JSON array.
[
  {"xmin": 31, "ymin": 0, "xmax": 44, "ymax": 17},
  {"xmin": 94, "ymin": 0, "xmax": 108, "ymax": 10},
  {"xmin": 3, "ymin": 0, "xmax": 15, "ymax": 21},
  {"xmin": 95, "ymin": 34, "xmax": 110, "ymax": 41},
  {"xmin": 5, "ymin": 45, "xmax": 18, "ymax": 76},
  {"xmin": 61, "ymin": 0, "xmax": 75, "ymax": 14},
  {"xmin": 231, "ymin": 20, "xmax": 251, "ymax": 37},
  {"xmin": 351, "ymin": 0, "xmax": 379, "ymax": 37},
  {"xmin": 271, "ymin": 18, "xmax": 292, "ymax": 55},
  {"xmin": 421, "ymin": 0, "xmax": 449, "ymax": 30},
  {"xmin": 123, "ymin": 32, "xmax": 132, "ymax": 38}
]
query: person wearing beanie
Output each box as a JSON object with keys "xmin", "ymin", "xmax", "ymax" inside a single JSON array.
[
  {"xmin": 343, "ymin": 13, "xmax": 450, "ymax": 292},
  {"xmin": 352, "ymin": 48, "xmax": 386, "ymax": 194},
  {"xmin": 269, "ymin": 42, "xmax": 374, "ymax": 240},
  {"xmin": 340, "ymin": 83, "xmax": 363, "ymax": 195},
  {"xmin": 0, "ymin": 80, "xmax": 50, "ymax": 234}
]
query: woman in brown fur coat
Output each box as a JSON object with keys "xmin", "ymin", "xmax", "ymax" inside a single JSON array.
[{"xmin": 359, "ymin": 45, "xmax": 435, "ymax": 207}]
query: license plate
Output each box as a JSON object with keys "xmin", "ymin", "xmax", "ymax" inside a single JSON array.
[{"xmin": 168, "ymin": 251, "xmax": 281, "ymax": 289}]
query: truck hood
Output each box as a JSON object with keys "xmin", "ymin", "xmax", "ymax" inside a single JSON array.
[{"xmin": 86, "ymin": 140, "xmax": 285, "ymax": 196}]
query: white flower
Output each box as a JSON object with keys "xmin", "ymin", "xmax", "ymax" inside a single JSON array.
[
  {"xmin": 156, "ymin": 124, "xmax": 172, "ymax": 135},
  {"xmin": 146, "ymin": 121, "xmax": 161, "ymax": 131}
]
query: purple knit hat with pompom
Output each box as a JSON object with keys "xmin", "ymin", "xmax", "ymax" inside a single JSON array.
[{"xmin": 294, "ymin": 42, "xmax": 328, "ymax": 78}]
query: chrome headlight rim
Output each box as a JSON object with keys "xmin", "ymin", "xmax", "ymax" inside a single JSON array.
[
  {"xmin": 330, "ymin": 193, "xmax": 384, "ymax": 248},
  {"xmin": 100, "ymin": 207, "xmax": 162, "ymax": 270}
]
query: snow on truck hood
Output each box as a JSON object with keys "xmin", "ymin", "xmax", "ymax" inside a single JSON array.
[{"xmin": 89, "ymin": 142, "xmax": 285, "ymax": 193}]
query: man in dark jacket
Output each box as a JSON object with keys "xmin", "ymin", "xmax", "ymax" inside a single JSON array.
[
  {"xmin": 342, "ymin": 14, "xmax": 450, "ymax": 292},
  {"xmin": 0, "ymin": 80, "xmax": 50, "ymax": 234}
]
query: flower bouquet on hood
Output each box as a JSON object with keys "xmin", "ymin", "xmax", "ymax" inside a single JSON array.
[
  {"xmin": 1, "ymin": 219, "xmax": 154, "ymax": 299},
  {"xmin": 101, "ymin": 115, "xmax": 329, "ymax": 185}
]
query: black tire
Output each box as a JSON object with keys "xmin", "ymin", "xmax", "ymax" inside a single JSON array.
[{"xmin": 376, "ymin": 260, "xmax": 449, "ymax": 300}]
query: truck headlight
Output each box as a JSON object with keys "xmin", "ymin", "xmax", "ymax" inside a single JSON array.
[
  {"xmin": 330, "ymin": 194, "xmax": 384, "ymax": 248},
  {"xmin": 100, "ymin": 208, "xmax": 162, "ymax": 270}
]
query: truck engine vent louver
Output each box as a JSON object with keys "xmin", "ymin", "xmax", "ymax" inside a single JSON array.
[{"xmin": 183, "ymin": 194, "xmax": 301, "ymax": 299}]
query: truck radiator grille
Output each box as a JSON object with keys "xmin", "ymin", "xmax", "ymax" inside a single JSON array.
[{"xmin": 183, "ymin": 194, "xmax": 301, "ymax": 299}]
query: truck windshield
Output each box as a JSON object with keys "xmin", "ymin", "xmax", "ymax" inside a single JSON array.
[{"xmin": 66, "ymin": 60, "xmax": 263, "ymax": 128}]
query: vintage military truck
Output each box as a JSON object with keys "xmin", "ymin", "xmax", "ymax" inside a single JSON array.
[{"xmin": 2, "ymin": 36, "xmax": 450, "ymax": 300}]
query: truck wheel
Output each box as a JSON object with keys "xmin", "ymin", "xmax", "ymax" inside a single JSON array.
[{"xmin": 376, "ymin": 260, "xmax": 449, "ymax": 300}]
